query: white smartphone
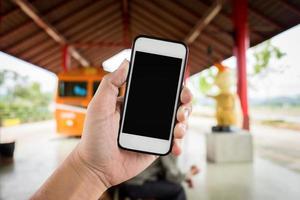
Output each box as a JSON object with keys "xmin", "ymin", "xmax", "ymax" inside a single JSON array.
[{"xmin": 118, "ymin": 36, "xmax": 188, "ymax": 155}]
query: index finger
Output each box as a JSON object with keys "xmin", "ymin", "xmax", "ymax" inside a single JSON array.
[{"xmin": 172, "ymin": 139, "xmax": 182, "ymax": 156}]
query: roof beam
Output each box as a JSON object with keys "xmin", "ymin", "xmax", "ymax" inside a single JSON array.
[
  {"xmin": 162, "ymin": 0, "xmax": 233, "ymax": 48},
  {"xmin": 122, "ymin": 0, "xmax": 130, "ymax": 46},
  {"xmin": 5, "ymin": 0, "xmax": 115, "ymax": 54},
  {"xmin": 194, "ymin": 0, "xmax": 263, "ymax": 40},
  {"xmin": 138, "ymin": 0, "xmax": 229, "ymax": 56},
  {"xmin": 11, "ymin": 0, "xmax": 90, "ymax": 67},
  {"xmin": 131, "ymin": 17, "xmax": 174, "ymax": 39},
  {"xmin": 0, "ymin": 0, "xmax": 91, "ymax": 46},
  {"xmin": 278, "ymin": 0, "xmax": 300, "ymax": 17},
  {"xmin": 67, "ymin": 6, "xmax": 121, "ymax": 42},
  {"xmin": 18, "ymin": 8, "xmax": 121, "ymax": 65},
  {"xmin": 132, "ymin": 2, "xmax": 185, "ymax": 39},
  {"xmin": 2, "ymin": 0, "xmax": 39, "ymax": 20},
  {"xmin": 249, "ymin": 5, "xmax": 282, "ymax": 29},
  {"xmin": 90, "ymin": 48, "xmax": 123, "ymax": 66},
  {"xmin": 56, "ymin": 0, "xmax": 116, "ymax": 38},
  {"xmin": 184, "ymin": 0, "xmax": 222, "ymax": 44}
]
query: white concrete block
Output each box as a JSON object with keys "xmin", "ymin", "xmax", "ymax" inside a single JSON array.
[{"xmin": 206, "ymin": 131, "xmax": 253, "ymax": 163}]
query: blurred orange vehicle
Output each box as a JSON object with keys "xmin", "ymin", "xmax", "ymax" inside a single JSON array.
[{"xmin": 55, "ymin": 67, "xmax": 115, "ymax": 136}]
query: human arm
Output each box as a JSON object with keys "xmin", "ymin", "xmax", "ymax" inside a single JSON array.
[
  {"xmin": 185, "ymin": 165, "xmax": 200, "ymax": 188},
  {"xmin": 31, "ymin": 60, "xmax": 193, "ymax": 199}
]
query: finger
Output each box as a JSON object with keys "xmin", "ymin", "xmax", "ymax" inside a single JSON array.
[
  {"xmin": 180, "ymin": 87, "xmax": 193, "ymax": 104},
  {"xmin": 97, "ymin": 60, "xmax": 129, "ymax": 98},
  {"xmin": 194, "ymin": 168, "xmax": 200, "ymax": 175},
  {"xmin": 187, "ymin": 179, "xmax": 193, "ymax": 188},
  {"xmin": 117, "ymin": 96, "xmax": 124, "ymax": 103},
  {"xmin": 176, "ymin": 104, "xmax": 192, "ymax": 122},
  {"xmin": 105, "ymin": 59, "xmax": 129, "ymax": 88},
  {"xmin": 116, "ymin": 96, "xmax": 125, "ymax": 113},
  {"xmin": 190, "ymin": 180, "xmax": 194, "ymax": 188},
  {"xmin": 174, "ymin": 123, "xmax": 187, "ymax": 139},
  {"xmin": 191, "ymin": 165, "xmax": 200, "ymax": 174},
  {"xmin": 172, "ymin": 139, "xmax": 182, "ymax": 156},
  {"xmin": 91, "ymin": 60, "xmax": 129, "ymax": 110}
]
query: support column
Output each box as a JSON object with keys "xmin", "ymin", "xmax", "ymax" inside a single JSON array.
[
  {"xmin": 62, "ymin": 45, "xmax": 70, "ymax": 71},
  {"xmin": 233, "ymin": 0, "xmax": 250, "ymax": 130}
]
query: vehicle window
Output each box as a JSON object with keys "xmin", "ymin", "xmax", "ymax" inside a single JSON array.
[
  {"xmin": 93, "ymin": 81, "xmax": 101, "ymax": 95},
  {"xmin": 59, "ymin": 81, "xmax": 87, "ymax": 97},
  {"xmin": 92, "ymin": 81, "xmax": 121, "ymax": 96}
]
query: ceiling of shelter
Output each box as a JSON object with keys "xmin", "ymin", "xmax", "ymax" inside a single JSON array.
[{"xmin": 1, "ymin": 0, "xmax": 300, "ymax": 75}]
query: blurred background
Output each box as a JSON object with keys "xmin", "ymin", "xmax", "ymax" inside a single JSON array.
[{"xmin": 1, "ymin": 0, "xmax": 300, "ymax": 199}]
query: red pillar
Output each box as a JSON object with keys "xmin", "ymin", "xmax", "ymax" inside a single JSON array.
[
  {"xmin": 233, "ymin": 0, "xmax": 250, "ymax": 130},
  {"xmin": 62, "ymin": 45, "xmax": 70, "ymax": 71}
]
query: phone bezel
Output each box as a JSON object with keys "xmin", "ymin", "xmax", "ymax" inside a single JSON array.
[{"xmin": 118, "ymin": 35, "xmax": 188, "ymax": 155}]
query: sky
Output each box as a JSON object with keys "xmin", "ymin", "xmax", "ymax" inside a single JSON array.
[
  {"xmin": 0, "ymin": 24, "xmax": 300, "ymax": 98},
  {"xmin": 0, "ymin": 52, "xmax": 57, "ymax": 92}
]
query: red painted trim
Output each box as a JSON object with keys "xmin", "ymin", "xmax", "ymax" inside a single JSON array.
[
  {"xmin": 72, "ymin": 42, "xmax": 124, "ymax": 48},
  {"xmin": 62, "ymin": 45, "xmax": 70, "ymax": 71},
  {"xmin": 233, "ymin": 0, "xmax": 250, "ymax": 130}
]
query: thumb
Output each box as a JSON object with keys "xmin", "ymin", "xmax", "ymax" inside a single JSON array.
[
  {"xmin": 104, "ymin": 59, "xmax": 129, "ymax": 89},
  {"xmin": 93, "ymin": 60, "xmax": 129, "ymax": 108}
]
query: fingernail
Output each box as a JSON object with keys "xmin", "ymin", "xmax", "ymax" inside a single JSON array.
[
  {"xmin": 181, "ymin": 123, "xmax": 186, "ymax": 131},
  {"xmin": 184, "ymin": 108, "xmax": 190, "ymax": 119},
  {"xmin": 121, "ymin": 59, "xmax": 128, "ymax": 64}
]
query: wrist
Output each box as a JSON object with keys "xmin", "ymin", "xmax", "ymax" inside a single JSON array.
[
  {"xmin": 31, "ymin": 146, "xmax": 108, "ymax": 200},
  {"xmin": 70, "ymin": 147, "xmax": 107, "ymax": 195}
]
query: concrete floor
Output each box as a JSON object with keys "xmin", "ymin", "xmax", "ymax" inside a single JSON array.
[
  {"xmin": 1, "ymin": 118, "xmax": 300, "ymax": 200},
  {"xmin": 184, "ymin": 117, "xmax": 300, "ymax": 200}
]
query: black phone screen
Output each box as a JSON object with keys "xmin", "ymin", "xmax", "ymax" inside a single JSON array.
[{"xmin": 122, "ymin": 51, "xmax": 183, "ymax": 140}]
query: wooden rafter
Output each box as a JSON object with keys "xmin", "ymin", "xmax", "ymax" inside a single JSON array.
[
  {"xmin": 196, "ymin": 0, "xmax": 263, "ymax": 40},
  {"xmin": 185, "ymin": 0, "xmax": 222, "ymax": 44},
  {"xmin": 278, "ymin": 0, "xmax": 300, "ymax": 17},
  {"xmin": 6, "ymin": 0, "xmax": 118, "ymax": 54},
  {"xmin": 122, "ymin": 0, "xmax": 130, "ymax": 47},
  {"xmin": 11, "ymin": 0, "xmax": 90, "ymax": 66},
  {"xmin": 249, "ymin": 5, "xmax": 282, "ymax": 29},
  {"xmin": 167, "ymin": 0, "xmax": 233, "ymax": 48}
]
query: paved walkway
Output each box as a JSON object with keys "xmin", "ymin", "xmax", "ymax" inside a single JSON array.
[
  {"xmin": 184, "ymin": 116, "xmax": 300, "ymax": 200},
  {"xmin": 1, "ymin": 119, "xmax": 300, "ymax": 200}
]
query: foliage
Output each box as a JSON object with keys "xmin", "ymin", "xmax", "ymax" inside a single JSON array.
[
  {"xmin": 0, "ymin": 70, "xmax": 53, "ymax": 124},
  {"xmin": 197, "ymin": 40, "xmax": 286, "ymax": 94},
  {"xmin": 198, "ymin": 67, "xmax": 217, "ymax": 94},
  {"xmin": 253, "ymin": 40, "xmax": 286, "ymax": 74}
]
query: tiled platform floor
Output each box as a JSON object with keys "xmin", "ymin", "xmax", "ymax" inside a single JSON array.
[{"xmin": 1, "ymin": 118, "xmax": 300, "ymax": 200}]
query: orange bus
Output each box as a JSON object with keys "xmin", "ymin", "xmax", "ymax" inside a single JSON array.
[{"xmin": 55, "ymin": 67, "xmax": 107, "ymax": 136}]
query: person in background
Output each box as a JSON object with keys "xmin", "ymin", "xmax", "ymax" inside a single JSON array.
[{"xmin": 119, "ymin": 155, "xmax": 200, "ymax": 200}]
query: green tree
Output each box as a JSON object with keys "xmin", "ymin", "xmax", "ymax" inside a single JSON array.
[
  {"xmin": 0, "ymin": 70, "xmax": 53, "ymax": 124},
  {"xmin": 196, "ymin": 40, "xmax": 286, "ymax": 95},
  {"xmin": 253, "ymin": 40, "xmax": 286, "ymax": 74},
  {"xmin": 198, "ymin": 67, "xmax": 217, "ymax": 94}
]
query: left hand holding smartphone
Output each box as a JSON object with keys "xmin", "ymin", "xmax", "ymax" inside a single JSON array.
[{"xmin": 31, "ymin": 60, "xmax": 192, "ymax": 200}]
